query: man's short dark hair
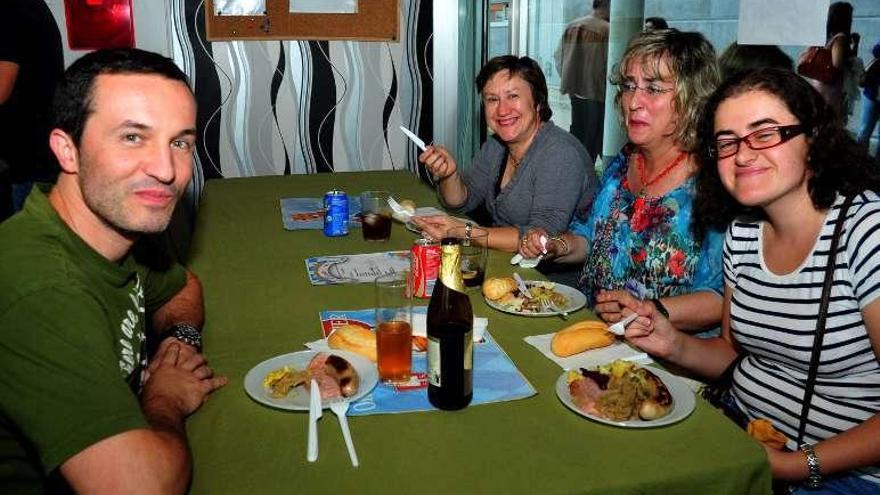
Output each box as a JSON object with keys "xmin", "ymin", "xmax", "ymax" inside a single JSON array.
[
  {"xmin": 52, "ymin": 48, "xmax": 192, "ymax": 147},
  {"xmin": 475, "ymin": 55, "xmax": 552, "ymax": 122}
]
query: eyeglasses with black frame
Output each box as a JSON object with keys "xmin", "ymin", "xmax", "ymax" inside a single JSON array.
[{"xmin": 710, "ymin": 125, "xmax": 805, "ymax": 159}]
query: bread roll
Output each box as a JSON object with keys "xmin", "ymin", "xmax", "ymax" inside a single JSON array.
[
  {"xmin": 550, "ymin": 320, "xmax": 615, "ymax": 356},
  {"xmin": 482, "ymin": 277, "xmax": 517, "ymax": 300},
  {"xmin": 328, "ymin": 324, "xmax": 377, "ymax": 362},
  {"xmin": 747, "ymin": 419, "xmax": 788, "ymax": 450}
]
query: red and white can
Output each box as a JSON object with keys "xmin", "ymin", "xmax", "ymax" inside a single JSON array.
[{"xmin": 411, "ymin": 237, "xmax": 440, "ymax": 298}]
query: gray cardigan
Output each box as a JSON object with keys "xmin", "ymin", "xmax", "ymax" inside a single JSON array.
[{"xmin": 444, "ymin": 121, "xmax": 595, "ymax": 236}]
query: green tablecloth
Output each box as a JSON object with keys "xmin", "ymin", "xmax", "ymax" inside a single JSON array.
[{"xmin": 186, "ymin": 170, "xmax": 771, "ymax": 494}]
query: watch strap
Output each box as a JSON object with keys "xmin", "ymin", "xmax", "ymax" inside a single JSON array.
[
  {"xmin": 165, "ymin": 323, "xmax": 202, "ymax": 351},
  {"xmin": 799, "ymin": 443, "xmax": 822, "ymax": 489},
  {"xmin": 651, "ymin": 298, "xmax": 670, "ymax": 319}
]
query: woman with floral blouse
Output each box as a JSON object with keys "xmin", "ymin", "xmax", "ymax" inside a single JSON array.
[{"xmin": 521, "ymin": 29, "xmax": 724, "ymax": 334}]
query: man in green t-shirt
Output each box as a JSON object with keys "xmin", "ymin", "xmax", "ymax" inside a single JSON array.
[{"xmin": 0, "ymin": 49, "xmax": 227, "ymax": 494}]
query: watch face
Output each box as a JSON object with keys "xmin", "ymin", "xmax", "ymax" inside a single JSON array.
[{"xmin": 172, "ymin": 325, "xmax": 202, "ymax": 349}]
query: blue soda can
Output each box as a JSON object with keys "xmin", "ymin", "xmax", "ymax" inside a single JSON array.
[{"xmin": 323, "ymin": 190, "xmax": 349, "ymax": 237}]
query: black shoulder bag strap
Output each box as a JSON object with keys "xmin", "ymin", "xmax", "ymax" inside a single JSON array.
[{"xmin": 795, "ymin": 194, "xmax": 855, "ymax": 445}]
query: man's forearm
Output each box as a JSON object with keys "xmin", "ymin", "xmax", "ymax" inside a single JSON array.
[{"xmin": 152, "ymin": 270, "xmax": 204, "ymax": 333}]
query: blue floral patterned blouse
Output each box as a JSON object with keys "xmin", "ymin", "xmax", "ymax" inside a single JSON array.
[{"xmin": 571, "ymin": 151, "xmax": 724, "ymax": 308}]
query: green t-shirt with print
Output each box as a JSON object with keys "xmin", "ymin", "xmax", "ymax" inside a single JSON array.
[{"xmin": 0, "ymin": 188, "xmax": 187, "ymax": 493}]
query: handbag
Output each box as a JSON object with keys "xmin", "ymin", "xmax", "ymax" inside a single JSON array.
[
  {"xmin": 798, "ymin": 35, "xmax": 844, "ymax": 84},
  {"xmin": 798, "ymin": 46, "xmax": 837, "ymax": 83},
  {"xmin": 795, "ymin": 194, "xmax": 854, "ymax": 446},
  {"xmin": 705, "ymin": 196, "xmax": 855, "ymax": 444}
]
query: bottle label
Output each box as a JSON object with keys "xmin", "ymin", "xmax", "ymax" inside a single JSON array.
[
  {"xmin": 427, "ymin": 336, "xmax": 441, "ymax": 386},
  {"xmin": 464, "ymin": 331, "xmax": 473, "ymax": 370}
]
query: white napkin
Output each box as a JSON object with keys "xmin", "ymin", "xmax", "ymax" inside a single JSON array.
[
  {"xmin": 523, "ymin": 332, "xmax": 652, "ymax": 370},
  {"xmin": 412, "ymin": 206, "xmax": 446, "ymax": 217},
  {"xmin": 412, "ymin": 313, "xmax": 488, "ymax": 342}
]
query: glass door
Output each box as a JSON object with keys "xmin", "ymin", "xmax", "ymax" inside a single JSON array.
[{"xmin": 521, "ymin": 0, "xmax": 587, "ymax": 135}]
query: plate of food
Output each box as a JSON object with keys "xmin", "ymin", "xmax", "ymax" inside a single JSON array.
[
  {"xmin": 243, "ymin": 350, "xmax": 378, "ymax": 410},
  {"xmin": 555, "ymin": 360, "xmax": 695, "ymax": 428},
  {"xmin": 482, "ymin": 277, "xmax": 586, "ymax": 316}
]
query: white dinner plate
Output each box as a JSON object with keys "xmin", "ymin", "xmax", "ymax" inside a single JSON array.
[
  {"xmin": 484, "ymin": 281, "xmax": 586, "ymax": 317},
  {"xmin": 555, "ymin": 366, "xmax": 695, "ymax": 428},
  {"xmin": 243, "ymin": 350, "xmax": 378, "ymax": 411}
]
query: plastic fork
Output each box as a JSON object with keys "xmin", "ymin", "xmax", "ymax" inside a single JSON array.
[
  {"xmin": 608, "ymin": 312, "xmax": 638, "ymax": 336},
  {"xmin": 329, "ymin": 398, "xmax": 359, "ymax": 467},
  {"xmin": 542, "ymin": 299, "xmax": 568, "ymax": 320}
]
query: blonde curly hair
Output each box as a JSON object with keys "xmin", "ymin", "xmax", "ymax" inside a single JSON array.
[{"xmin": 609, "ymin": 29, "xmax": 719, "ymax": 152}]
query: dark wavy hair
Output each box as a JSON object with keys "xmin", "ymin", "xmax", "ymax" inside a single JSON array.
[
  {"xmin": 475, "ymin": 55, "xmax": 552, "ymax": 122},
  {"xmin": 53, "ymin": 48, "xmax": 192, "ymax": 147},
  {"xmin": 693, "ymin": 68, "xmax": 880, "ymax": 237}
]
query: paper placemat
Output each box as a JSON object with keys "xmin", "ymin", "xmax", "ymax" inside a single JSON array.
[
  {"xmin": 305, "ymin": 251, "xmax": 410, "ymax": 285},
  {"xmin": 280, "ymin": 196, "xmax": 362, "ymax": 230},
  {"xmin": 308, "ymin": 308, "xmax": 537, "ymax": 415},
  {"xmin": 524, "ymin": 332, "xmax": 652, "ymax": 370}
]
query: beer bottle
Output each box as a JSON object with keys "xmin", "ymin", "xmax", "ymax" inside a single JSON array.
[{"xmin": 426, "ymin": 237, "xmax": 473, "ymax": 410}]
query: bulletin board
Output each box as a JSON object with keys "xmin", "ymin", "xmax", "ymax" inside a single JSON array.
[{"xmin": 205, "ymin": 0, "xmax": 398, "ymax": 42}]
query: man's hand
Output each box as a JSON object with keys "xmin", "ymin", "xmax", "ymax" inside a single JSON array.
[
  {"xmin": 142, "ymin": 342, "xmax": 227, "ymax": 420},
  {"xmin": 61, "ymin": 341, "xmax": 226, "ymax": 495}
]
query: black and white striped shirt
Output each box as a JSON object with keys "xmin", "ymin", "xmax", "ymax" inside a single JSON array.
[{"xmin": 725, "ymin": 192, "xmax": 880, "ymax": 483}]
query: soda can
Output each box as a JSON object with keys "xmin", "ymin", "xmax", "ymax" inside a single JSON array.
[
  {"xmin": 411, "ymin": 237, "xmax": 441, "ymax": 298},
  {"xmin": 323, "ymin": 190, "xmax": 349, "ymax": 237}
]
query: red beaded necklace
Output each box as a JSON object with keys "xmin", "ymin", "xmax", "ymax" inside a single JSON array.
[{"xmin": 634, "ymin": 151, "xmax": 688, "ymax": 194}]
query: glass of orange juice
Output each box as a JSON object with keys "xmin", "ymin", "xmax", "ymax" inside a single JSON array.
[{"xmin": 374, "ymin": 271, "xmax": 413, "ymax": 383}]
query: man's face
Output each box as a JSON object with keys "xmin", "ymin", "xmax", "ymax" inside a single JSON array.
[{"xmin": 75, "ymin": 73, "xmax": 197, "ymax": 235}]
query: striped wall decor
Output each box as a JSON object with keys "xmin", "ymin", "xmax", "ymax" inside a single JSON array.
[{"xmin": 166, "ymin": 0, "xmax": 434, "ymax": 189}]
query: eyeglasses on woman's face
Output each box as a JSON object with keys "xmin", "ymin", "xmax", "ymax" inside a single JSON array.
[
  {"xmin": 617, "ymin": 81, "xmax": 674, "ymax": 98},
  {"xmin": 710, "ymin": 125, "xmax": 805, "ymax": 159}
]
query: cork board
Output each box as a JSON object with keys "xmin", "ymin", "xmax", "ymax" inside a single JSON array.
[{"xmin": 205, "ymin": 0, "xmax": 398, "ymax": 42}]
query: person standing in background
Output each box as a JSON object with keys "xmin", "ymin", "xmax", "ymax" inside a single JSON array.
[
  {"xmin": 802, "ymin": 1, "xmax": 853, "ymax": 121},
  {"xmin": 554, "ymin": 0, "xmax": 610, "ymax": 161},
  {"xmin": 717, "ymin": 43, "xmax": 794, "ymax": 80},
  {"xmin": 643, "ymin": 17, "xmax": 668, "ymax": 31},
  {"xmin": 857, "ymin": 37, "xmax": 880, "ymax": 161},
  {"xmin": 843, "ymin": 32, "xmax": 865, "ymax": 121},
  {"xmin": 0, "ymin": 0, "xmax": 64, "ymax": 221}
]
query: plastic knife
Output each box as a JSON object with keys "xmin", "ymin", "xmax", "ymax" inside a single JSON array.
[
  {"xmin": 399, "ymin": 125, "xmax": 427, "ymax": 151},
  {"xmin": 307, "ymin": 379, "xmax": 322, "ymax": 462}
]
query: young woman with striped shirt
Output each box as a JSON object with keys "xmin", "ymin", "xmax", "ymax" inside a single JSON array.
[{"xmin": 626, "ymin": 68, "xmax": 880, "ymax": 493}]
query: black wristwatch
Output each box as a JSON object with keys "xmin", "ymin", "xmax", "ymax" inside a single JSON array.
[
  {"xmin": 164, "ymin": 323, "xmax": 202, "ymax": 352},
  {"xmin": 651, "ymin": 298, "xmax": 670, "ymax": 319}
]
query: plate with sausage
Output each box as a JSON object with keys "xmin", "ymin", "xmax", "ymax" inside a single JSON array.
[
  {"xmin": 555, "ymin": 360, "xmax": 695, "ymax": 428},
  {"xmin": 244, "ymin": 350, "xmax": 378, "ymax": 410}
]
